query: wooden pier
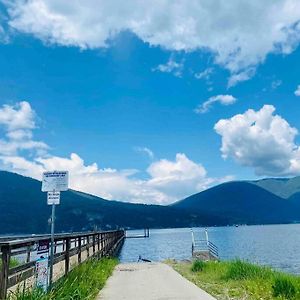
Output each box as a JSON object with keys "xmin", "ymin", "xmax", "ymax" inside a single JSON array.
[{"xmin": 0, "ymin": 230, "xmax": 125, "ymax": 299}]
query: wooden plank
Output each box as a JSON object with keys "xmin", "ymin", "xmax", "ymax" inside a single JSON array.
[
  {"xmin": 65, "ymin": 238, "xmax": 71, "ymax": 276},
  {"xmin": 0, "ymin": 245, "xmax": 10, "ymax": 299}
]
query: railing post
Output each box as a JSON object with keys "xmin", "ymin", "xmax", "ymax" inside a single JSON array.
[
  {"xmin": 100, "ymin": 233, "xmax": 104, "ymax": 257},
  {"xmin": 0, "ymin": 245, "xmax": 10, "ymax": 299},
  {"xmin": 26, "ymin": 245, "xmax": 31, "ymax": 263},
  {"xmin": 92, "ymin": 235, "xmax": 96, "ymax": 255},
  {"xmin": 65, "ymin": 237, "xmax": 71, "ymax": 276},
  {"xmin": 87, "ymin": 236, "xmax": 90, "ymax": 258},
  {"xmin": 78, "ymin": 237, "xmax": 82, "ymax": 264}
]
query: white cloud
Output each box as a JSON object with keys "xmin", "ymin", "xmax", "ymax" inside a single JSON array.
[
  {"xmin": 228, "ymin": 68, "xmax": 256, "ymax": 88},
  {"xmin": 195, "ymin": 68, "xmax": 213, "ymax": 81},
  {"xmin": 295, "ymin": 85, "xmax": 300, "ymax": 96},
  {"xmin": 271, "ymin": 79, "xmax": 282, "ymax": 90},
  {"xmin": 0, "ymin": 101, "xmax": 35, "ymax": 131},
  {"xmin": 195, "ymin": 94, "xmax": 237, "ymax": 114},
  {"xmin": 152, "ymin": 57, "xmax": 183, "ymax": 77},
  {"xmin": 1, "ymin": 150, "xmax": 221, "ymax": 204},
  {"xmin": 0, "ymin": 101, "xmax": 48, "ymax": 156},
  {"xmin": 214, "ymin": 105, "xmax": 300, "ymax": 176},
  {"xmin": 134, "ymin": 146, "xmax": 154, "ymax": 159},
  {"xmin": 0, "ymin": 101, "xmax": 232, "ymax": 204},
  {"xmin": 4, "ymin": 0, "xmax": 300, "ymax": 83}
]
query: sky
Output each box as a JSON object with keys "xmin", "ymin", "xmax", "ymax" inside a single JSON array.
[{"xmin": 1, "ymin": 1, "xmax": 300, "ymax": 204}]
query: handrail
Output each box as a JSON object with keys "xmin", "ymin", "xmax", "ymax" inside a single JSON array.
[
  {"xmin": 0, "ymin": 230, "xmax": 125, "ymax": 299},
  {"xmin": 192, "ymin": 237, "xmax": 219, "ymax": 260}
]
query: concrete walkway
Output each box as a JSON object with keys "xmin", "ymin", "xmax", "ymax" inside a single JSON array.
[{"xmin": 97, "ymin": 262, "xmax": 217, "ymax": 300}]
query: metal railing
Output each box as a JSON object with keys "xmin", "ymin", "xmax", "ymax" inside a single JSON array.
[
  {"xmin": 192, "ymin": 239, "xmax": 219, "ymax": 259},
  {"xmin": 0, "ymin": 230, "xmax": 125, "ymax": 299}
]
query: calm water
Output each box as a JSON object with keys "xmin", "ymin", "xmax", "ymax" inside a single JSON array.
[{"xmin": 119, "ymin": 224, "xmax": 300, "ymax": 274}]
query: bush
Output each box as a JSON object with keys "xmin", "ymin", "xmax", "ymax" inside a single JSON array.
[
  {"xmin": 225, "ymin": 260, "xmax": 271, "ymax": 280},
  {"xmin": 191, "ymin": 260, "xmax": 206, "ymax": 272},
  {"xmin": 272, "ymin": 276, "xmax": 297, "ymax": 299}
]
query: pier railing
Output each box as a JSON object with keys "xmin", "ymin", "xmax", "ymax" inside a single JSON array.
[
  {"xmin": 0, "ymin": 230, "xmax": 125, "ymax": 299},
  {"xmin": 192, "ymin": 239, "xmax": 219, "ymax": 259}
]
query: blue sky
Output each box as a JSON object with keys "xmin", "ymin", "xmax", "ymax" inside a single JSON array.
[{"xmin": 1, "ymin": 1, "xmax": 300, "ymax": 204}]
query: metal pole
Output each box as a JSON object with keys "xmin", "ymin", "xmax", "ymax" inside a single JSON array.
[
  {"xmin": 49, "ymin": 203, "xmax": 56, "ymax": 287},
  {"xmin": 205, "ymin": 228, "xmax": 209, "ymax": 246}
]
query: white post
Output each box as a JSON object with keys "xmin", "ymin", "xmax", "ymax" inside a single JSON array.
[
  {"xmin": 205, "ymin": 229, "xmax": 209, "ymax": 246},
  {"xmin": 191, "ymin": 229, "xmax": 195, "ymax": 247},
  {"xmin": 49, "ymin": 202, "xmax": 56, "ymax": 287}
]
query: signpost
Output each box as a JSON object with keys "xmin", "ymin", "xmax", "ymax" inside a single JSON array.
[{"xmin": 42, "ymin": 171, "xmax": 68, "ymax": 288}]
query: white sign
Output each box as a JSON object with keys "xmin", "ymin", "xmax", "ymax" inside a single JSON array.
[
  {"xmin": 35, "ymin": 257, "xmax": 49, "ymax": 291},
  {"xmin": 47, "ymin": 192, "xmax": 60, "ymax": 205},
  {"xmin": 35, "ymin": 240, "xmax": 49, "ymax": 291},
  {"xmin": 42, "ymin": 171, "xmax": 69, "ymax": 192}
]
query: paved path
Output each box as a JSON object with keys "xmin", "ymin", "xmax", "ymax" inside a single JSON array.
[{"xmin": 97, "ymin": 262, "xmax": 217, "ymax": 300}]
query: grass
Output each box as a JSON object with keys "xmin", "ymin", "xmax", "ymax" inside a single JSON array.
[
  {"xmin": 170, "ymin": 259, "xmax": 300, "ymax": 300},
  {"xmin": 0, "ymin": 257, "xmax": 20, "ymax": 268},
  {"xmin": 8, "ymin": 258, "xmax": 117, "ymax": 300}
]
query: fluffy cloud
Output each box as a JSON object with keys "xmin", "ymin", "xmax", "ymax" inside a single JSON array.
[
  {"xmin": 295, "ymin": 85, "xmax": 300, "ymax": 96},
  {"xmin": 0, "ymin": 101, "xmax": 48, "ymax": 155},
  {"xmin": 4, "ymin": 0, "xmax": 300, "ymax": 82},
  {"xmin": 0, "ymin": 101, "xmax": 230, "ymax": 204},
  {"xmin": 195, "ymin": 95, "xmax": 237, "ymax": 114},
  {"xmin": 1, "ymin": 150, "xmax": 217, "ymax": 204},
  {"xmin": 214, "ymin": 105, "xmax": 300, "ymax": 176},
  {"xmin": 152, "ymin": 57, "xmax": 184, "ymax": 78}
]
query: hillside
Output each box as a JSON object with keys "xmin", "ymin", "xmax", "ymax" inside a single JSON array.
[
  {"xmin": 172, "ymin": 181, "xmax": 300, "ymax": 224},
  {"xmin": 0, "ymin": 171, "xmax": 227, "ymax": 234},
  {"xmin": 2, "ymin": 171, "xmax": 300, "ymax": 235},
  {"xmin": 250, "ymin": 176, "xmax": 300, "ymax": 199}
]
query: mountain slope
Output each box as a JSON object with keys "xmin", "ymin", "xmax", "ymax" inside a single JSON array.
[
  {"xmin": 0, "ymin": 171, "xmax": 227, "ymax": 234},
  {"xmin": 250, "ymin": 177, "xmax": 300, "ymax": 199},
  {"xmin": 172, "ymin": 181, "xmax": 300, "ymax": 224}
]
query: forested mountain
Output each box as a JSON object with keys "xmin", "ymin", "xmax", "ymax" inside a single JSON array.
[{"xmin": 1, "ymin": 170, "xmax": 300, "ymax": 235}]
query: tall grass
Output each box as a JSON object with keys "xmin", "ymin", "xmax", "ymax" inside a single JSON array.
[
  {"xmin": 172, "ymin": 259, "xmax": 300, "ymax": 300},
  {"xmin": 9, "ymin": 258, "xmax": 117, "ymax": 300},
  {"xmin": 0, "ymin": 257, "xmax": 20, "ymax": 268},
  {"xmin": 191, "ymin": 260, "xmax": 206, "ymax": 272},
  {"xmin": 224, "ymin": 259, "xmax": 272, "ymax": 280}
]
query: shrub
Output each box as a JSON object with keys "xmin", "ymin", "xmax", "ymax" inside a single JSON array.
[
  {"xmin": 225, "ymin": 260, "xmax": 271, "ymax": 280},
  {"xmin": 191, "ymin": 260, "xmax": 206, "ymax": 272},
  {"xmin": 272, "ymin": 276, "xmax": 297, "ymax": 299}
]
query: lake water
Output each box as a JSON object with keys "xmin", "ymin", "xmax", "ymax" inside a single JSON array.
[{"xmin": 119, "ymin": 224, "xmax": 300, "ymax": 275}]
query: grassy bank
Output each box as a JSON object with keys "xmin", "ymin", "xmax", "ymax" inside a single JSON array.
[
  {"xmin": 171, "ymin": 259, "xmax": 300, "ymax": 300},
  {"xmin": 9, "ymin": 258, "xmax": 117, "ymax": 300}
]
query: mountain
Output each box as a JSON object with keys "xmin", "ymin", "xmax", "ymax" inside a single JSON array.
[
  {"xmin": 0, "ymin": 171, "xmax": 227, "ymax": 234},
  {"xmin": 172, "ymin": 181, "xmax": 300, "ymax": 224},
  {"xmin": 2, "ymin": 170, "xmax": 300, "ymax": 235},
  {"xmin": 250, "ymin": 177, "xmax": 300, "ymax": 199}
]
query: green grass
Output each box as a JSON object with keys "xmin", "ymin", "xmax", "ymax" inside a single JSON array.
[
  {"xmin": 171, "ymin": 259, "xmax": 300, "ymax": 300},
  {"xmin": 0, "ymin": 257, "xmax": 19, "ymax": 268},
  {"xmin": 9, "ymin": 258, "xmax": 117, "ymax": 300}
]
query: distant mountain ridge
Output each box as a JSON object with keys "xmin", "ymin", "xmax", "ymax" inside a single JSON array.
[
  {"xmin": 249, "ymin": 176, "xmax": 300, "ymax": 199},
  {"xmin": 0, "ymin": 171, "xmax": 226, "ymax": 234},
  {"xmin": 1, "ymin": 170, "xmax": 300, "ymax": 235},
  {"xmin": 172, "ymin": 181, "xmax": 300, "ymax": 225}
]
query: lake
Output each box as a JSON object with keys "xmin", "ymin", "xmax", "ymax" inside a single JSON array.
[{"xmin": 119, "ymin": 224, "xmax": 300, "ymax": 274}]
